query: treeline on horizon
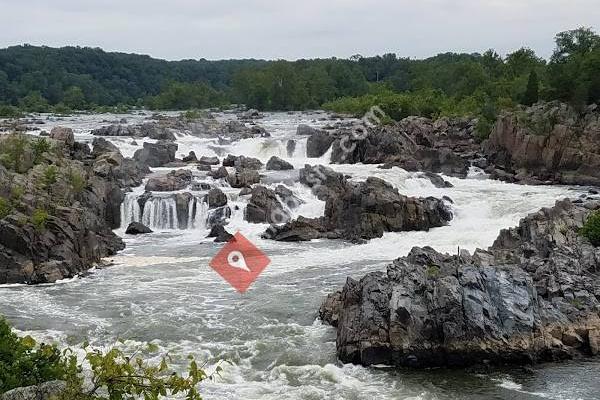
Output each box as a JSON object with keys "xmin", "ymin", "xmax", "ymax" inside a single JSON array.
[{"xmin": 0, "ymin": 27, "xmax": 599, "ymax": 137}]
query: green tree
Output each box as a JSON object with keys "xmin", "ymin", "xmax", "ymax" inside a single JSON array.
[
  {"xmin": 62, "ymin": 86, "xmax": 86, "ymax": 109},
  {"xmin": 522, "ymin": 70, "xmax": 540, "ymax": 106}
]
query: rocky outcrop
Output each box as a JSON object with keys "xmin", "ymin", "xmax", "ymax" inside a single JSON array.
[
  {"xmin": 266, "ymin": 156, "xmax": 293, "ymax": 171},
  {"xmin": 206, "ymin": 225, "xmax": 234, "ymax": 243},
  {"xmin": 0, "ymin": 134, "xmax": 139, "ymax": 284},
  {"xmin": 297, "ymin": 124, "xmax": 321, "ymax": 136},
  {"xmin": 265, "ymin": 165, "xmax": 452, "ymax": 241},
  {"xmin": 245, "ymin": 186, "xmax": 290, "ymax": 224},
  {"xmin": 222, "ymin": 154, "xmax": 263, "ymax": 170},
  {"xmin": 125, "ymin": 222, "xmax": 153, "ymax": 235},
  {"xmin": 49, "ymin": 126, "xmax": 74, "ymax": 147},
  {"xmin": 318, "ymin": 117, "xmax": 480, "ymax": 177},
  {"xmin": 182, "ymin": 151, "xmax": 198, "ymax": 163},
  {"xmin": 227, "ymin": 169, "xmax": 260, "ymax": 188},
  {"xmin": 145, "ymin": 170, "xmax": 192, "ymax": 192},
  {"xmin": 198, "ymin": 156, "xmax": 220, "ymax": 165},
  {"xmin": 91, "ymin": 137, "xmax": 119, "ymax": 157},
  {"xmin": 321, "ymin": 199, "xmax": 600, "ymax": 368},
  {"xmin": 206, "ymin": 188, "xmax": 227, "ymax": 208},
  {"xmin": 306, "ymin": 130, "xmax": 335, "ymax": 158},
  {"xmin": 133, "ymin": 141, "xmax": 178, "ymax": 168},
  {"xmin": 91, "ymin": 123, "xmax": 176, "ymax": 141},
  {"xmin": 484, "ymin": 102, "xmax": 600, "ymax": 186}
]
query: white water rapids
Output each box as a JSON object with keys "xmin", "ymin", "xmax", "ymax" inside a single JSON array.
[{"xmin": 1, "ymin": 111, "xmax": 598, "ymax": 400}]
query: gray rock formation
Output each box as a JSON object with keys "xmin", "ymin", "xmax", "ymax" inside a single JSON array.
[
  {"xmin": 125, "ymin": 222, "xmax": 153, "ymax": 235},
  {"xmin": 484, "ymin": 102, "xmax": 600, "ymax": 186},
  {"xmin": 321, "ymin": 199, "xmax": 600, "ymax": 368},
  {"xmin": 145, "ymin": 170, "xmax": 192, "ymax": 192},
  {"xmin": 133, "ymin": 141, "xmax": 178, "ymax": 168},
  {"xmin": 1, "ymin": 380, "xmax": 66, "ymax": 400},
  {"xmin": 266, "ymin": 156, "xmax": 293, "ymax": 171},
  {"xmin": 245, "ymin": 186, "xmax": 290, "ymax": 224},
  {"xmin": 222, "ymin": 154, "xmax": 263, "ymax": 170},
  {"xmin": 206, "ymin": 225, "xmax": 234, "ymax": 243},
  {"xmin": 227, "ymin": 169, "xmax": 260, "ymax": 188},
  {"xmin": 266, "ymin": 166, "xmax": 452, "ymax": 241},
  {"xmin": 206, "ymin": 188, "xmax": 227, "ymax": 208}
]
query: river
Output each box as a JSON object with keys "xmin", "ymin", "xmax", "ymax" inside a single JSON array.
[{"xmin": 1, "ymin": 111, "xmax": 598, "ymax": 400}]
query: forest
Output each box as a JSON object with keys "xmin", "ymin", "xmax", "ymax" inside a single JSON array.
[{"xmin": 0, "ymin": 27, "xmax": 599, "ymax": 135}]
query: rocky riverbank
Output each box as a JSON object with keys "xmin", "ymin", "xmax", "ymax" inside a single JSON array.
[{"xmin": 320, "ymin": 199, "xmax": 600, "ymax": 367}]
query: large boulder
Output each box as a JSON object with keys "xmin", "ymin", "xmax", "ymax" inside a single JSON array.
[
  {"xmin": 91, "ymin": 137, "xmax": 119, "ymax": 157},
  {"xmin": 322, "ymin": 199, "xmax": 600, "ymax": 368},
  {"xmin": 297, "ymin": 124, "xmax": 320, "ymax": 136},
  {"xmin": 206, "ymin": 225, "xmax": 234, "ymax": 243},
  {"xmin": 133, "ymin": 141, "xmax": 178, "ymax": 168},
  {"xmin": 145, "ymin": 169, "xmax": 192, "ymax": 192},
  {"xmin": 50, "ymin": 126, "xmax": 74, "ymax": 147},
  {"xmin": 125, "ymin": 222, "xmax": 153, "ymax": 235},
  {"xmin": 206, "ymin": 188, "xmax": 227, "ymax": 208},
  {"xmin": 307, "ymin": 130, "xmax": 335, "ymax": 157},
  {"xmin": 227, "ymin": 169, "xmax": 260, "ymax": 188},
  {"xmin": 222, "ymin": 154, "xmax": 263, "ymax": 170},
  {"xmin": 266, "ymin": 156, "xmax": 293, "ymax": 171},
  {"xmin": 1, "ymin": 380, "xmax": 66, "ymax": 400},
  {"xmin": 299, "ymin": 164, "xmax": 347, "ymax": 201},
  {"xmin": 245, "ymin": 186, "xmax": 291, "ymax": 224},
  {"xmin": 199, "ymin": 156, "xmax": 220, "ymax": 165},
  {"xmin": 91, "ymin": 122, "xmax": 176, "ymax": 141}
]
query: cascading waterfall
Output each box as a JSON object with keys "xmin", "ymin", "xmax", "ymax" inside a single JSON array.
[
  {"xmin": 120, "ymin": 193, "xmax": 141, "ymax": 228},
  {"xmin": 120, "ymin": 193, "xmax": 212, "ymax": 230}
]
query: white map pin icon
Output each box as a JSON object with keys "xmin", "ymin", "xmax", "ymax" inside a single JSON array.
[{"xmin": 227, "ymin": 251, "xmax": 250, "ymax": 272}]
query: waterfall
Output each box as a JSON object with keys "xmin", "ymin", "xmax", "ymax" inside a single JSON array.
[
  {"xmin": 142, "ymin": 197, "xmax": 178, "ymax": 230},
  {"xmin": 120, "ymin": 193, "xmax": 141, "ymax": 228},
  {"xmin": 120, "ymin": 193, "xmax": 212, "ymax": 230}
]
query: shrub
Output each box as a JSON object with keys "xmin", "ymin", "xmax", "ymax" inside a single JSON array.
[
  {"xmin": 40, "ymin": 165, "xmax": 59, "ymax": 189},
  {"xmin": 0, "ymin": 134, "xmax": 28, "ymax": 172},
  {"xmin": 0, "ymin": 317, "xmax": 74, "ymax": 394},
  {"xmin": 581, "ymin": 210, "xmax": 600, "ymax": 246},
  {"xmin": 0, "ymin": 317, "xmax": 210, "ymax": 399},
  {"xmin": 31, "ymin": 138, "xmax": 52, "ymax": 165},
  {"xmin": 31, "ymin": 208, "xmax": 49, "ymax": 231},
  {"xmin": 0, "ymin": 197, "xmax": 11, "ymax": 219},
  {"xmin": 0, "ymin": 105, "xmax": 23, "ymax": 118},
  {"xmin": 68, "ymin": 170, "xmax": 86, "ymax": 194}
]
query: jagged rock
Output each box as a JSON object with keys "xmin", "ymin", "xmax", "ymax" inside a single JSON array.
[
  {"xmin": 206, "ymin": 206, "xmax": 232, "ymax": 228},
  {"xmin": 197, "ymin": 164, "xmax": 212, "ymax": 172},
  {"xmin": 145, "ymin": 170, "xmax": 192, "ymax": 191},
  {"xmin": 182, "ymin": 151, "xmax": 198, "ymax": 163},
  {"xmin": 266, "ymin": 156, "xmax": 293, "ymax": 171},
  {"xmin": 49, "ymin": 126, "xmax": 74, "ymax": 147},
  {"xmin": 307, "ymin": 130, "xmax": 335, "ymax": 157},
  {"xmin": 133, "ymin": 141, "xmax": 178, "ymax": 168},
  {"xmin": 1, "ymin": 380, "xmax": 66, "ymax": 400},
  {"xmin": 206, "ymin": 225, "xmax": 234, "ymax": 243},
  {"xmin": 210, "ymin": 166, "xmax": 229, "ymax": 179},
  {"xmin": 222, "ymin": 154, "xmax": 263, "ymax": 170},
  {"xmin": 328, "ymin": 118, "xmax": 479, "ymax": 177},
  {"xmin": 299, "ymin": 164, "xmax": 347, "ymax": 201},
  {"xmin": 297, "ymin": 124, "xmax": 320, "ymax": 136},
  {"xmin": 262, "ymin": 216, "xmax": 325, "ymax": 241},
  {"xmin": 91, "ymin": 123, "xmax": 176, "ymax": 141},
  {"xmin": 245, "ymin": 186, "xmax": 290, "ymax": 224},
  {"xmin": 125, "ymin": 222, "xmax": 153, "ymax": 235},
  {"xmin": 91, "ymin": 137, "xmax": 119, "ymax": 157},
  {"xmin": 206, "ymin": 188, "xmax": 227, "ymax": 208},
  {"xmin": 227, "ymin": 168, "xmax": 260, "ymax": 188},
  {"xmin": 484, "ymin": 102, "xmax": 600, "ymax": 186},
  {"xmin": 322, "ymin": 199, "xmax": 600, "ymax": 368},
  {"xmin": 269, "ymin": 173, "xmax": 452, "ymax": 241},
  {"xmin": 418, "ymin": 172, "xmax": 454, "ymax": 188},
  {"xmin": 275, "ymin": 185, "xmax": 304, "ymax": 209},
  {"xmin": 199, "ymin": 156, "xmax": 220, "ymax": 165}
]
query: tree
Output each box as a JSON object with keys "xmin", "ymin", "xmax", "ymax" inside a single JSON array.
[
  {"xmin": 62, "ymin": 86, "xmax": 86, "ymax": 109},
  {"xmin": 522, "ymin": 70, "xmax": 539, "ymax": 106}
]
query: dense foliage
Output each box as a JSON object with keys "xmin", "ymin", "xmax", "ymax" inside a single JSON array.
[
  {"xmin": 0, "ymin": 27, "xmax": 598, "ymax": 122},
  {"xmin": 0, "ymin": 317, "xmax": 211, "ymax": 399},
  {"xmin": 581, "ymin": 210, "xmax": 600, "ymax": 246}
]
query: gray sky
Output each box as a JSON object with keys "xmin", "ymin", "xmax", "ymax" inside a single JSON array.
[{"xmin": 1, "ymin": 0, "xmax": 598, "ymax": 60}]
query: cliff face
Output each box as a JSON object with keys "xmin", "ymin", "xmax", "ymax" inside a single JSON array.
[
  {"xmin": 0, "ymin": 129, "xmax": 147, "ymax": 284},
  {"xmin": 320, "ymin": 199, "xmax": 600, "ymax": 368},
  {"xmin": 484, "ymin": 102, "xmax": 600, "ymax": 186}
]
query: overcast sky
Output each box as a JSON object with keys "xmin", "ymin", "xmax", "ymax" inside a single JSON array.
[{"xmin": 0, "ymin": 0, "xmax": 598, "ymax": 61}]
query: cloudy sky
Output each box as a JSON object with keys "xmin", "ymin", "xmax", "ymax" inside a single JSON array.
[{"xmin": 0, "ymin": 0, "xmax": 598, "ymax": 60}]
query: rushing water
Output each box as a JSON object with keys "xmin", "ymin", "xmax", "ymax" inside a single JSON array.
[{"xmin": 1, "ymin": 111, "xmax": 599, "ymax": 400}]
